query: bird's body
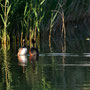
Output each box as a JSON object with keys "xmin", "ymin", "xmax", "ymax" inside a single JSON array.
[
  {"xmin": 29, "ymin": 47, "xmax": 39, "ymax": 56},
  {"xmin": 18, "ymin": 48, "xmax": 27, "ymax": 56},
  {"xmin": 17, "ymin": 39, "xmax": 27, "ymax": 56},
  {"xmin": 29, "ymin": 39, "xmax": 39, "ymax": 60},
  {"xmin": 17, "ymin": 39, "xmax": 39, "ymax": 60}
]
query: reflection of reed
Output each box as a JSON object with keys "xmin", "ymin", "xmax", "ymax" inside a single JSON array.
[{"xmin": 2, "ymin": 45, "xmax": 12, "ymax": 90}]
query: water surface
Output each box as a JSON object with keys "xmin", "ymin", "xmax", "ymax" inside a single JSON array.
[{"xmin": 0, "ymin": 48, "xmax": 90, "ymax": 90}]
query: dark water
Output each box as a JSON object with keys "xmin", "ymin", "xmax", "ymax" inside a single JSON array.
[{"xmin": 0, "ymin": 45, "xmax": 90, "ymax": 90}]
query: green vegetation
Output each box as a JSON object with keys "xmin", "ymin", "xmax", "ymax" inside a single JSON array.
[
  {"xmin": 0, "ymin": 0, "xmax": 11, "ymax": 45},
  {"xmin": 0, "ymin": 0, "xmax": 89, "ymax": 47}
]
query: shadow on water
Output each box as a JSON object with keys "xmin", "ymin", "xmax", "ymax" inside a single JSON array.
[{"xmin": 0, "ymin": 23, "xmax": 90, "ymax": 90}]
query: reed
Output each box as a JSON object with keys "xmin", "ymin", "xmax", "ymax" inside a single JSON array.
[
  {"xmin": 49, "ymin": 13, "xmax": 56, "ymax": 49},
  {"xmin": 65, "ymin": 0, "xmax": 89, "ymax": 21},
  {"xmin": 0, "ymin": 0, "xmax": 89, "ymax": 47},
  {"xmin": 0, "ymin": 0, "xmax": 11, "ymax": 45},
  {"xmin": 49, "ymin": 1, "xmax": 66, "ymax": 52},
  {"xmin": 19, "ymin": 0, "xmax": 45, "ymax": 47}
]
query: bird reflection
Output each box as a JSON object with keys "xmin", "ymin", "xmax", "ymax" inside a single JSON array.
[
  {"xmin": 17, "ymin": 54, "xmax": 39, "ymax": 73},
  {"xmin": 29, "ymin": 53, "xmax": 39, "ymax": 71},
  {"xmin": 18, "ymin": 55, "xmax": 27, "ymax": 73}
]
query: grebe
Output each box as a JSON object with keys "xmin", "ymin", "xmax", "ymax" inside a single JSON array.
[
  {"xmin": 17, "ymin": 39, "xmax": 27, "ymax": 56},
  {"xmin": 29, "ymin": 39, "xmax": 39, "ymax": 60}
]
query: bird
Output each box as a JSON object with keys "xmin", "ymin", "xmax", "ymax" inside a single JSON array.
[
  {"xmin": 17, "ymin": 39, "xmax": 27, "ymax": 56},
  {"xmin": 29, "ymin": 39, "xmax": 39, "ymax": 60}
]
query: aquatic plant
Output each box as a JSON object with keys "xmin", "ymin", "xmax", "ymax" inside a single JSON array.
[
  {"xmin": 18, "ymin": 0, "xmax": 45, "ymax": 47},
  {"xmin": 0, "ymin": 0, "xmax": 89, "ymax": 48},
  {"xmin": 64, "ymin": 0, "xmax": 90, "ymax": 21},
  {"xmin": 0, "ymin": 0, "xmax": 11, "ymax": 45},
  {"xmin": 49, "ymin": 1, "xmax": 66, "ymax": 52}
]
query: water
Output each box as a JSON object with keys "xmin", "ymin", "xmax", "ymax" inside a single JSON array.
[{"xmin": 0, "ymin": 47, "xmax": 90, "ymax": 90}]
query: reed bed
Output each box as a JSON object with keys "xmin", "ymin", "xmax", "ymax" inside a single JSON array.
[{"xmin": 0, "ymin": 0, "xmax": 89, "ymax": 48}]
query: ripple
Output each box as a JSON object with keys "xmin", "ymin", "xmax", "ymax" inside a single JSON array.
[{"xmin": 39, "ymin": 53, "xmax": 79, "ymax": 57}]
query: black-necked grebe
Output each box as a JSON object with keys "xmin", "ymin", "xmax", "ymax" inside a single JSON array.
[
  {"xmin": 17, "ymin": 39, "xmax": 27, "ymax": 56},
  {"xmin": 29, "ymin": 39, "xmax": 39, "ymax": 60}
]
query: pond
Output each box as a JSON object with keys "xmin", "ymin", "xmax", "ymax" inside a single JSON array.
[{"xmin": 0, "ymin": 41, "xmax": 90, "ymax": 90}]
